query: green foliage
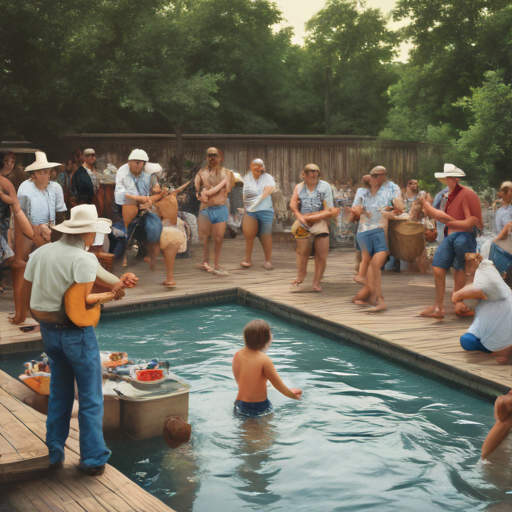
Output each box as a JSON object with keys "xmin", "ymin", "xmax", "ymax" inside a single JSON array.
[
  {"xmin": 453, "ymin": 71, "xmax": 512, "ymax": 187},
  {"xmin": 304, "ymin": 0, "xmax": 398, "ymax": 135}
]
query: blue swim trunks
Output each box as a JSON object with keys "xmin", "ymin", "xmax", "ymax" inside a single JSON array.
[
  {"xmin": 234, "ymin": 399, "xmax": 273, "ymax": 418},
  {"xmin": 356, "ymin": 228, "xmax": 388, "ymax": 257},
  {"xmin": 199, "ymin": 204, "xmax": 229, "ymax": 225},
  {"xmin": 246, "ymin": 209, "xmax": 274, "ymax": 236},
  {"xmin": 432, "ymin": 231, "xmax": 476, "ymax": 271}
]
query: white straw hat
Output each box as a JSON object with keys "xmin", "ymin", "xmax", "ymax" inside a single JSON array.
[
  {"xmin": 144, "ymin": 162, "xmax": 163, "ymax": 175},
  {"xmin": 25, "ymin": 151, "xmax": 61, "ymax": 172},
  {"xmin": 435, "ymin": 163, "xmax": 466, "ymax": 183},
  {"xmin": 128, "ymin": 149, "xmax": 149, "ymax": 162},
  {"xmin": 52, "ymin": 205, "xmax": 112, "ymax": 235}
]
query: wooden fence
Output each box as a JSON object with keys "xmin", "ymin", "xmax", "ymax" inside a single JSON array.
[{"xmin": 57, "ymin": 134, "xmax": 443, "ymax": 194}]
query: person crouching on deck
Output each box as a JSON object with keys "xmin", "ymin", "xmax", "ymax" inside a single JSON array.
[
  {"xmin": 194, "ymin": 147, "xmax": 234, "ymax": 275},
  {"xmin": 21, "ymin": 205, "xmax": 137, "ymax": 476},
  {"xmin": 289, "ymin": 164, "xmax": 340, "ymax": 292},
  {"xmin": 455, "ymin": 259, "xmax": 512, "ymax": 364},
  {"xmin": 418, "ymin": 164, "xmax": 483, "ymax": 319},
  {"xmin": 232, "ymin": 319, "xmax": 302, "ymax": 418}
]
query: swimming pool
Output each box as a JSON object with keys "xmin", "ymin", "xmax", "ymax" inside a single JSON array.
[{"xmin": 2, "ymin": 304, "xmax": 511, "ymax": 511}]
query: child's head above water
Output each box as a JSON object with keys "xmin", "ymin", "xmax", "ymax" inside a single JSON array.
[{"xmin": 243, "ymin": 319, "xmax": 272, "ymax": 351}]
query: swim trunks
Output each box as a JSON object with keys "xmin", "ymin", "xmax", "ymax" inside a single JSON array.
[
  {"xmin": 233, "ymin": 399, "xmax": 273, "ymax": 418},
  {"xmin": 199, "ymin": 204, "xmax": 229, "ymax": 225}
]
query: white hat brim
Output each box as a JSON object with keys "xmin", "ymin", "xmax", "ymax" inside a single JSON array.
[
  {"xmin": 52, "ymin": 218, "xmax": 112, "ymax": 235},
  {"xmin": 434, "ymin": 172, "xmax": 466, "ymax": 181},
  {"xmin": 25, "ymin": 162, "xmax": 61, "ymax": 172}
]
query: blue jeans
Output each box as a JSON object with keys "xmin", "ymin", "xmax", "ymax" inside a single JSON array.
[
  {"xmin": 433, "ymin": 231, "xmax": 476, "ymax": 271},
  {"xmin": 40, "ymin": 322, "xmax": 111, "ymax": 468}
]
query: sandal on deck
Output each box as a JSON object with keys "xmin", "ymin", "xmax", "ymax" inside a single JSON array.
[{"xmin": 240, "ymin": 261, "xmax": 252, "ymax": 268}]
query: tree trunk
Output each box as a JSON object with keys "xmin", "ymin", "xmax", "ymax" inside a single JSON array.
[
  {"xmin": 325, "ymin": 65, "xmax": 332, "ymax": 134},
  {"xmin": 171, "ymin": 123, "xmax": 184, "ymax": 186}
]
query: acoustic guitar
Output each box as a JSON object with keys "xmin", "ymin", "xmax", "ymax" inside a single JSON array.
[{"xmin": 64, "ymin": 274, "xmax": 136, "ymax": 328}]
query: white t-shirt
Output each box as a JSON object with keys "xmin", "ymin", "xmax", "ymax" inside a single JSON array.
[
  {"xmin": 242, "ymin": 172, "xmax": 275, "ymax": 211},
  {"xmin": 467, "ymin": 260, "xmax": 512, "ymax": 351},
  {"xmin": 17, "ymin": 180, "xmax": 66, "ymax": 225},
  {"xmin": 24, "ymin": 234, "xmax": 98, "ymax": 312}
]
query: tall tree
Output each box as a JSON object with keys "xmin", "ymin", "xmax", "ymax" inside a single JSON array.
[{"xmin": 304, "ymin": 0, "xmax": 397, "ymax": 134}]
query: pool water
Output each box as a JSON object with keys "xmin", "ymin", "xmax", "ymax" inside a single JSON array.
[{"xmin": 2, "ymin": 304, "xmax": 511, "ymax": 511}]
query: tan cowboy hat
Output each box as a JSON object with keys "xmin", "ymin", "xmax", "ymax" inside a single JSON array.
[
  {"xmin": 52, "ymin": 205, "xmax": 112, "ymax": 235},
  {"xmin": 435, "ymin": 163, "xmax": 466, "ymax": 184},
  {"xmin": 25, "ymin": 151, "xmax": 61, "ymax": 172}
]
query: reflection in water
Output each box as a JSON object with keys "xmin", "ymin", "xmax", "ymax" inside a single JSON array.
[{"xmin": 233, "ymin": 414, "xmax": 281, "ymax": 506}]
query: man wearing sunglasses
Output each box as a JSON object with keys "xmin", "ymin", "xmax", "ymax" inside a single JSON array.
[
  {"xmin": 194, "ymin": 147, "xmax": 234, "ymax": 274},
  {"xmin": 71, "ymin": 148, "xmax": 99, "ymax": 207}
]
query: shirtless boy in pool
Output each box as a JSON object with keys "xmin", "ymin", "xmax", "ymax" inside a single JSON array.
[{"xmin": 232, "ymin": 319, "xmax": 302, "ymax": 417}]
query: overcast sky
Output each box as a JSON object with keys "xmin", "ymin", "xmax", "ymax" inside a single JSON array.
[{"xmin": 273, "ymin": 0, "xmax": 410, "ymax": 61}]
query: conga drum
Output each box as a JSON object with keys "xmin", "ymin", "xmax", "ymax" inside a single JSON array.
[{"xmin": 388, "ymin": 219, "xmax": 426, "ymax": 263}]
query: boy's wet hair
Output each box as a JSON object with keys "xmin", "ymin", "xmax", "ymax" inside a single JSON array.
[{"xmin": 243, "ymin": 319, "xmax": 271, "ymax": 351}]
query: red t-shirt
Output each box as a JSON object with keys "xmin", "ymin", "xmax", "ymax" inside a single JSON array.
[{"xmin": 444, "ymin": 184, "xmax": 482, "ymax": 233}]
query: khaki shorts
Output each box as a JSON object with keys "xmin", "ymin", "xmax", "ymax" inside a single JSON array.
[{"xmin": 160, "ymin": 226, "xmax": 187, "ymax": 253}]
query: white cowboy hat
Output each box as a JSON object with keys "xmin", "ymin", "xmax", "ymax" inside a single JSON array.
[
  {"xmin": 435, "ymin": 163, "xmax": 466, "ymax": 183},
  {"xmin": 25, "ymin": 151, "xmax": 61, "ymax": 172},
  {"xmin": 128, "ymin": 149, "xmax": 149, "ymax": 162},
  {"xmin": 52, "ymin": 205, "xmax": 112, "ymax": 235},
  {"xmin": 144, "ymin": 162, "xmax": 163, "ymax": 175}
]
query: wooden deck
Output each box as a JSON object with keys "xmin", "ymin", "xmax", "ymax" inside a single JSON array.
[
  {"xmin": 0, "ymin": 370, "xmax": 175, "ymax": 512},
  {"xmin": 1, "ymin": 237, "xmax": 510, "ymax": 395}
]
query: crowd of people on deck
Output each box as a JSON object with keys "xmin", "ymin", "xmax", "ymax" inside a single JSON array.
[{"xmin": 2, "ymin": 145, "xmax": 512, "ymax": 470}]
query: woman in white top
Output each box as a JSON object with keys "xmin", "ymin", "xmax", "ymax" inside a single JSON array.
[{"xmin": 241, "ymin": 159, "xmax": 275, "ymax": 270}]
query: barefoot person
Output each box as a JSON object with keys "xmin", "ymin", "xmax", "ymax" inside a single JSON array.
[
  {"xmin": 289, "ymin": 164, "xmax": 340, "ymax": 292},
  {"xmin": 114, "ymin": 149, "xmax": 165, "ymax": 270},
  {"xmin": 241, "ymin": 158, "xmax": 275, "ymax": 270},
  {"xmin": 347, "ymin": 174, "xmax": 371, "ymax": 285},
  {"xmin": 155, "ymin": 186, "xmax": 188, "ymax": 288},
  {"xmin": 232, "ymin": 319, "xmax": 302, "ymax": 417},
  {"xmin": 481, "ymin": 391, "xmax": 512, "ymax": 460},
  {"xmin": 419, "ymin": 164, "xmax": 483, "ymax": 318},
  {"xmin": 21, "ymin": 205, "xmax": 137, "ymax": 476},
  {"xmin": 351, "ymin": 166, "xmax": 402, "ymax": 312},
  {"xmin": 194, "ymin": 148, "xmax": 234, "ymax": 275},
  {"xmin": 455, "ymin": 259, "xmax": 512, "ymax": 363}
]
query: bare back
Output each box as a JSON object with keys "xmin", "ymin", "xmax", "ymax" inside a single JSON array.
[{"xmin": 232, "ymin": 348, "xmax": 269, "ymax": 402}]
